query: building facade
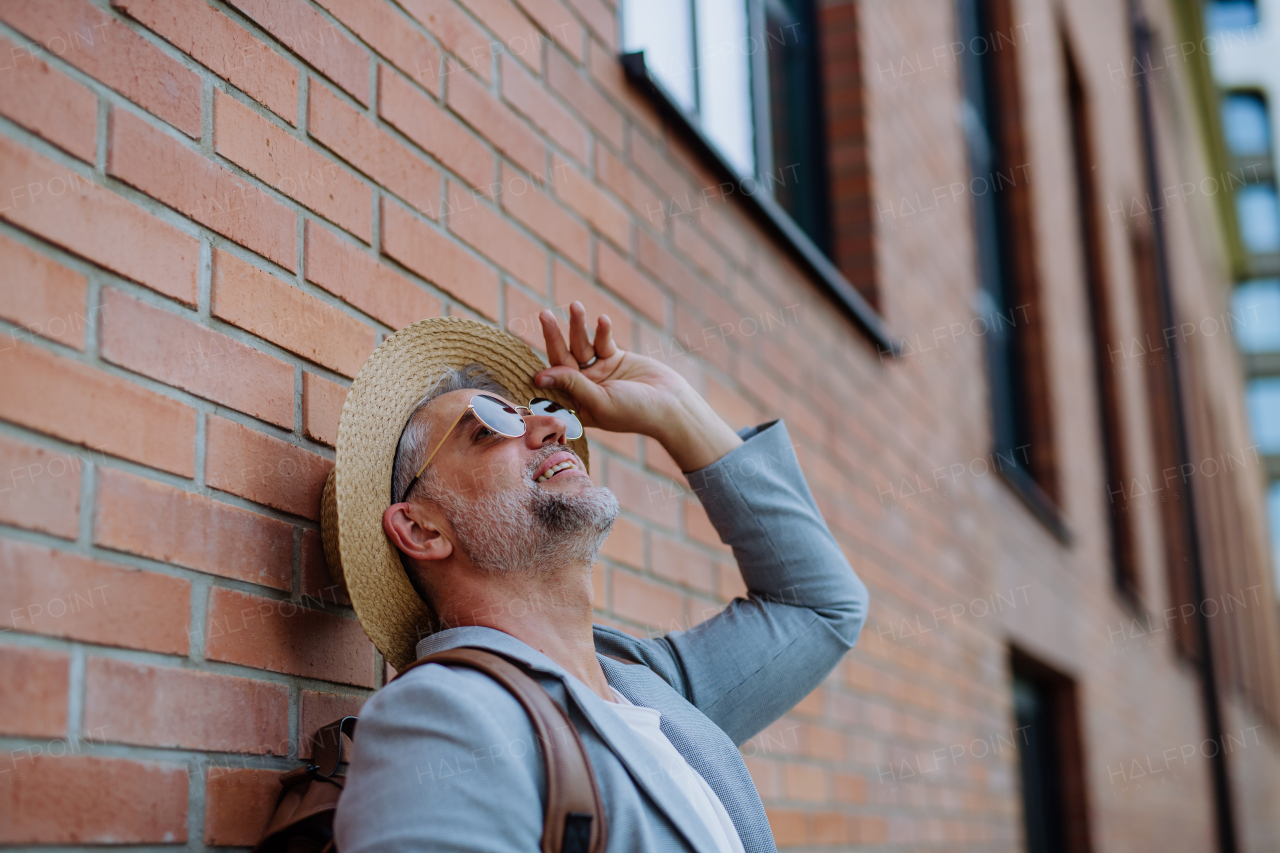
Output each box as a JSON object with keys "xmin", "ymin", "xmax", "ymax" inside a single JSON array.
[
  {"xmin": 1207, "ymin": 0, "xmax": 1280, "ymax": 622},
  {"xmin": 1, "ymin": 0, "xmax": 1278, "ymax": 850}
]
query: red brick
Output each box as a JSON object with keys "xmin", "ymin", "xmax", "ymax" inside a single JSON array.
[
  {"xmin": 94, "ymin": 467, "xmax": 292, "ymax": 589},
  {"xmin": 108, "ymin": 108, "xmax": 296, "ymax": 271},
  {"xmin": 1, "ymin": 538, "xmax": 191, "ymax": 653},
  {"xmin": 447, "ymin": 60, "xmax": 545, "ymax": 175},
  {"xmin": 650, "ymin": 533, "xmax": 717, "ymax": 595},
  {"xmin": 607, "ymin": 457, "xmax": 680, "ymax": 528},
  {"xmin": 500, "ymin": 163, "xmax": 590, "ymax": 270},
  {"xmin": 564, "ymin": 0, "xmax": 612, "ymax": 49},
  {"xmin": 0, "ymin": 135, "xmax": 198, "ymax": 304},
  {"xmin": 685, "ymin": 499, "xmax": 731, "ymax": 557},
  {"xmin": 765, "ymin": 808, "xmax": 809, "ymax": 847},
  {"xmin": 381, "ymin": 197, "xmax": 500, "ymax": 320},
  {"xmin": 628, "ymin": 126, "xmax": 696, "ymax": 205},
  {"xmin": 642, "ymin": 435, "xmax": 685, "ymax": 481},
  {"xmin": 84, "ymin": 658, "xmax": 289, "ymax": 754},
  {"xmin": 501, "ymin": 54, "xmax": 586, "ymax": 162},
  {"xmin": 212, "ymin": 248, "xmax": 376, "ymax": 377},
  {"xmin": 305, "ymin": 220, "xmax": 440, "ymax": 329},
  {"xmin": 0, "ymin": 33, "xmax": 96, "ymax": 160},
  {"xmin": 214, "ymin": 90, "xmax": 371, "ymax": 242},
  {"xmin": 596, "ymin": 242, "xmax": 666, "ymax": 325},
  {"xmin": 513, "ymin": 0, "xmax": 583, "ymax": 60},
  {"xmin": 636, "ymin": 229, "xmax": 701, "ymax": 304},
  {"xmin": 378, "ymin": 64, "xmax": 494, "ymax": 193},
  {"xmin": 0, "ymin": 756, "xmax": 188, "ymax": 845},
  {"xmin": 546, "ymin": 45, "xmax": 622, "ymax": 148},
  {"xmin": 584, "ymin": 425, "xmax": 638, "ymax": 459},
  {"xmin": 586, "ymin": 39, "xmax": 660, "ymax": 138},
  {"xmin": 552, "ymin": 155, "xmax": 630, "ymax": 248},
  {"xmin": 204, "ymin": 769, "xmax": 280, "ymax": 846},
  {"xmin": 0, "ymin": 0, "xmax": 201, "ymax": 136},
  {"xmin": 308, "ymin": 82, "xmax": 440, "ymax": 217},
  {"xmin": 598, "ymin": 514, "xmax": 643, "ymax": 569},
  {"xmin": 301, "ymin": 527, "xmax": 350, "ymax": 605},
  {"xmin": 205, "ymin": 415, "xmax": 333, "ymax": 520},
  {"xmin": 446, "ymin": 184, "xmax": 546, "ymax": 292},
  {"xmin": 784, "ymin": 762, "xmax": 827, "ymax": 800},
  {"xmin": 397, "ymin": 0, "xmax": 492, "ymax": 82},
  {"xmin": 672, "ymin": 216, "xmax": 727, "ymax": 285},
  {"xmin": 457, "ymin": 0, "xmax": 541, "ymax": 73},
  {"xmin": 597, "ymin": 144, "xmax": 662, "ymax": 223},
  {"xmin": 611, "ymin": 570, "xmax": 681, "ymax": 629},
  {"xmin": 302, "ymin": 371, "xmax": 346, "ymax": 447},
  {"xmin": 100, "ymin": 287, "xmax": 294, "ymax": 428},
  {"xmin": 0, "ymin": 234, "xmax": 87, "ymax": 349},
  {"xmin": 553, "ymin": 259, "xmax": 634, "ymax": 347},
  {"xmin": 0, "ymin": 334, "xmax": 196, "ymax": 476},
  {"xmin": 315, "ymin": 0, "xmax": 441, "ymax": 96},
  {"xmin": 0, "ymin": 435, "xmax": 81, "ymax": 538},
  {"xmin": 111, "ymin": 0, "xmax": 298, "ymax": 123},
  {"xmin": 205, "ymin": 586, "xmax": 376, "ymax": 687},
  {"xmin": 504, "ymin": 282, "xmax": 546, "ymax": 350},
  {"xmin": 0, "ymin": 645, "xmax": 68, "ymax": 739},
  {"xmin": 299, "ymin": 689, "xmax": 365, "ymax": 757},
  {"xmin": 225, "ymin": 0, "xmax": 370, "ymax": 104}
]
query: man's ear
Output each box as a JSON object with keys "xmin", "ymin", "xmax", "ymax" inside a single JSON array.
[{"xmin": 383, "ymin": 503, "xmax": 454, "ymax": 563}]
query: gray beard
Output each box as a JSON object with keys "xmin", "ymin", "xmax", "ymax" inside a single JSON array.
[{"xmin": 438, "ymin": 466, "xmax": 618, "ymax": 575}]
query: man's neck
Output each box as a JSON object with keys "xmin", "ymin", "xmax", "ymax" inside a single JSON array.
[{"xmin": 430, "ymin": 564, "xmax": 615, "ymax": 703}]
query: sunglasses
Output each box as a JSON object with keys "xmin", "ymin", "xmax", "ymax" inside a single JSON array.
[{"xmin": 398, "ymin": 393, "xmax": 584, "ymax": 503}]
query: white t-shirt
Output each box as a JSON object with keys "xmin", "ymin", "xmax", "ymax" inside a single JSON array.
[{"xmin": 604, "ymin": 687, "xmax": 746, "ymax": 853}]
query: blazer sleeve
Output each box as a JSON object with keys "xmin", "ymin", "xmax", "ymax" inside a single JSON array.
[
  {"xmin": 593, "ymin": 420, "xmax": 868, "ymax": 746},
  {"xmin": 333, "ymin": 665, "xmax": 545, "ymax": 853}
]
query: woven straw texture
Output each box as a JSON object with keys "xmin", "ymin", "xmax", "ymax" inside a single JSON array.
[{"xmin": 320, "ymin": 317, "xmax": 589, "ymax": 670}]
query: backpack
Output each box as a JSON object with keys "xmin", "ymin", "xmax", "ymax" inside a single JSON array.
[{"xmin": 251, "ymin": 647, "xmax": 608, "ymax": 853}]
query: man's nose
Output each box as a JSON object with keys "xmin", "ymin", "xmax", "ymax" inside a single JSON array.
[{"xmin": 523, "ymin": 413, "xmax": 567, "ymax": 449}]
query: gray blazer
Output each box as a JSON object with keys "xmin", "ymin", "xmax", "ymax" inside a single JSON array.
[{"xmin": 334, "ymin": 422, "xmax": 869, "ymax": 853}]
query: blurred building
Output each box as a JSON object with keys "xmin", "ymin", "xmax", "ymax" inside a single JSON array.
[
  {"xmin": 1206, "ymin": 0, "xmax": 1280, "ymax": 608},
  {"xmin": 2, "ymin": 0, "xmax": 1280, "ymax": 851}
]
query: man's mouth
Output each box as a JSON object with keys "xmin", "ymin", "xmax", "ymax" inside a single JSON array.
[{"xmin": 533, "ymin": 450, "xmax": 580, "ymax": 483}]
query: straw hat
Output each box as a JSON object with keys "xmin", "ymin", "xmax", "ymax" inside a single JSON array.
[{"xmin": 320, "ymin": 317, "xmax": 589, "ymax": 670}]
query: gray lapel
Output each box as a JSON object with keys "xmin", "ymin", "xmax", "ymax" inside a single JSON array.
[{"xmin": 414, "ymin": 627, "xmax": 725, "ymax": 853}]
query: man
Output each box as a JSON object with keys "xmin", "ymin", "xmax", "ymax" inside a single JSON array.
[{"xmin": 326, "ymin": 304, "xmax": 868, "ymax": 853}]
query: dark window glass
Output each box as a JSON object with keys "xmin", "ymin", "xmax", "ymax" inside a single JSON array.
[
  {"xmin": 762, "ymin": 0, "xmax": 831, "ymax": 253},
  {"xmin": 956, "ymin": 0, "xmax": 1058, "ymax": 504},
  {"xmin": 1013, "ymin": 677, "xmax": 1066, "ymax": 853},
  {"xmin": 1222, "ymin": 91, "xmax": 1271, "ymax": 157}
]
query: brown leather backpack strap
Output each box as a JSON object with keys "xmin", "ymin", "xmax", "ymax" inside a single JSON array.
[
  {"xmin": 398, "ymin": 647, "xmax": 607, "ymax": 853},
  {"xmin": 309, "ymin": 716, "xmax": 358, "ymax": 778}
]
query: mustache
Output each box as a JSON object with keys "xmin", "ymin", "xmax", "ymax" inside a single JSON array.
[{"xmin": 524, "ymin": 444, "xmax": 581, "ymax": 479}]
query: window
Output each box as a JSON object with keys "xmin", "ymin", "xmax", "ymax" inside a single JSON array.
[
  {"xmin": 620, "ymin": 0, "xmax": 831, "ymax": 250},
  {"xmin": 1236, "ymin": 183, "xmax": 1280, "ymax": 254},
  {"xmin": 957, "ymin": 0, "xmax": 1061, "ymax": 515},
  {"xmin": 1222, "ymin": 91, "xmax": 1271, "ymax": 157},
  {"xmin": 1246, "ymin": 377, "xmax": 1280, "ymax": 453},
  {"xmin": 620, "ymin": 0, "xmax": 883, "ymax": 319},
  {"xmin": 1231, "ymin": 278, "xmax": 1280, "ymax": 352},
  {"xmin": 1204, "ymin": 0, "xmax": 1259, "ymax": 32},
  {"xmin": 1011, "ymin": 649, "xmax": 1091, "ymax": 853},
  {"xmin": 1065, "ymin": 39, "xmax": 1138, "ymax": 594}
]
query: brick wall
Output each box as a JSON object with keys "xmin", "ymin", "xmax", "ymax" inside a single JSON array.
[{"xmin": 2, "ymin": 0, "xmax": 1279, "ymax": 850}]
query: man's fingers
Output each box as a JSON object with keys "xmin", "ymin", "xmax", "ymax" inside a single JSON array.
[
  {"xmin": 539, "ymin": 310, "xmax": 576, "ymax": 368},
  {"xmin": 534, "ymin": 366, "xmax": 607, "ymax": 418},
  {"xmin": 593, "ymin": 314, "xmax": 618, "ymax": 359},
  {"xmin": 568, "ymin": 302, "xmax": 595, "ymax": 365}
]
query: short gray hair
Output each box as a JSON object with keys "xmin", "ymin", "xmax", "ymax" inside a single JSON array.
[{"xmin": 390, "ymin": 364, "xmax": 512, "ymax": 506}]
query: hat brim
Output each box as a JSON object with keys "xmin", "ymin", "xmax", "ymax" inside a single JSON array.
[{"xmin": 321, "ymin": 317, "xmax": 589, "ymax": 670}]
